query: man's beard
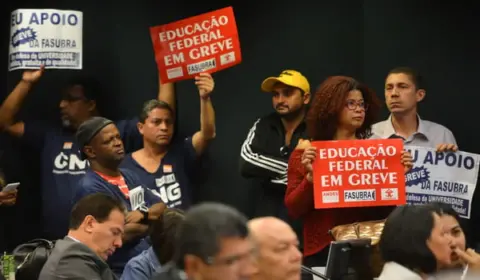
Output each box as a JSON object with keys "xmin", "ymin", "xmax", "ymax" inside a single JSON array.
[
  {"xmin": 102, "ymin": 156, "xmax": 123, "ymax": 171},
  {"xmin": 62, "ymin": 118, "xmax": 71, "ymax": 128}
]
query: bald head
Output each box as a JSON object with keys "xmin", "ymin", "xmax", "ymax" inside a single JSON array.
[
  {"xmin": 249, "ymin": 217, "xmax": 294, "ymax": 243},
  {"xmin": 248, "ymin": 217, "xmax": 302, "ymax": 280}
]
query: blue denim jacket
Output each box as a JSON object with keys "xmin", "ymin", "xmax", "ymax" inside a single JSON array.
[{"xmin": 120, "ymin": 247, "xmax": 160, "ymax": 280}]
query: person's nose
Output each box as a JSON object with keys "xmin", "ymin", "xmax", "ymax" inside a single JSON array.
[
  {"xmin": 291, "ymin": 246, "xmax": 302, "ymax": 263},
  {"xmin": 159, "ymin": 121, "xmax": 168, "ymax": 131},
  {"xmin": 390, "ymin": 88, "xmax": 400, "ymax": 97},
  {"xmin": 114, "ymin": 236, "xmax": 123, "ymax": 248},
  {"xmin": 113, "ymin": 138, "xmax": 122, "ymax": 147},
  {"xmin": 59, "ymin": 100, "xmax": 68, "ymax": 109},
  {"xmin": 354, "ymin": 105, "xmax": 364, "ymax": 113},
  {"xmin": 448, "ymin": 236, "xmax": 457, "ymax": 248},
  {"xmin": 278, "ymin": 94, "xmax": 287, "ymax": 104}
]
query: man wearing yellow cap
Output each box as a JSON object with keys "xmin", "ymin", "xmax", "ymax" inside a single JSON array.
[{"xmin": 239, "ymin": 69, "xmax": 310, "ymax": 239}]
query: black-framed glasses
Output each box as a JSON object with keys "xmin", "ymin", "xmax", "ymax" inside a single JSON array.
[{"xmin": 345, "ymin": 99, "xmax": 369, "ymax": 111}]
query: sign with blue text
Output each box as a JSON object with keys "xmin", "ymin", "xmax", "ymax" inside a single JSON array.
[
  {"xmin": 9, "ymin": 9, "xmax": 83, "ymax": 71},
  {"xmin": 405, "ymin": 146, "xmax": 480, "ymax": 219}
]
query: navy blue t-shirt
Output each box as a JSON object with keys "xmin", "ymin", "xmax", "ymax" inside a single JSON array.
[
  {"xmin": 120, "ymin": 137, "xmax": 199, "ymax": 209},
  {"xmin": 23, "ymin": 118, "xmax": 142, "ymax": 239},
  {"xmin": 73, "ymin": 168, "xmax": 162, "ymax": 276}
]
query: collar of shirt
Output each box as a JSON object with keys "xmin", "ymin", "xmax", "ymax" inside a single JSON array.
[
  {"xmin": 379, "ymin": 262, "xmax": 423, "ymax": 280},
  {"xmin": 381, "ymin": 114, "xmax": 429, "ymax": 141},
  {"xmin": 67, "ymin": 235, "xmax": 81, "ymax": 243}
]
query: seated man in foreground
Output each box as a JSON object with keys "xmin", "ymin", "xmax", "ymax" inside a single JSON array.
[
  {"xmin": 39, "ymin": 193, "xmax": 125, "ymax": 280},
  {"xmin": 249, "ymin": 217, "xmax": 302, "ymax": 280},
  {"xmin": 151, "ymin": 202, "xmax": 258, "ymax": 280}
]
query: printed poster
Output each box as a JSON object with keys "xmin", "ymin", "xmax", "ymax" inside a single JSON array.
[
  {"xmin": 405, "ymin": 146, "xmax": 480, "ymax": 219},
  {"xmin": 150, "ymin": 6, "xmax": 242, "ymax": 83},
  {"xmin": 312, "ymin": 139, "xmax": 406, "ymax": 209},
  {"xmin": 9, "ymin": 9, "xmax": 83, "ymax": 71}
]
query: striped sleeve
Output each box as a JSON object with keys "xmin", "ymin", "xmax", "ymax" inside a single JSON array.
[{"xmin": 239, "ymin": 118, "xmax": 288, "ymax": 180}]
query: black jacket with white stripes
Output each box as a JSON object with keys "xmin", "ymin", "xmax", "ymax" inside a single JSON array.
[{"xmin": 239, "ymin": 112, "xmax": 307, "ymax": 189}]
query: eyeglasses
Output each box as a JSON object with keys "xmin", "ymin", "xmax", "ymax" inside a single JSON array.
[{"xmin": 345, "ymin": 100, "xmax": 369, "ymax": 111}]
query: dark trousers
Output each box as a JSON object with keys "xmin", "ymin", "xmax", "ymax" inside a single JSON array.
[{"xmin": 252, "ymin": 183, "xmax": 304, "ymax": 249}]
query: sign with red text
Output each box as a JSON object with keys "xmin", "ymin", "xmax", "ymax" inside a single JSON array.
[
  {"xmin": 150, "ymin": 6, "xmax": 241, "ymax": 83},
  {"xmin": 312, "ymin": 139, "xmax": 406, "ymax": 209}
]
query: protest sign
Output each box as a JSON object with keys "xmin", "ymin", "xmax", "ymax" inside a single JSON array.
[
  {"xmin": 9, "ymin": 9, "xmax": 83, "ymax": 71},
  {"xmin": 312, "ymin": 139, "xmax": 406, "ymax": 209},
  {"xmin": 150, "ymin": 6, "xmax": 241, "ymax": 83},
  {"xmin": 405, "ymin": 146, "xmax": 480, "ymax": 219}
]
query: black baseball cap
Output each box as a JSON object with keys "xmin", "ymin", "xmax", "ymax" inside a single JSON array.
[{"xmin": 76, "ymin": 117, "xmax": 113, "ymax": 159}]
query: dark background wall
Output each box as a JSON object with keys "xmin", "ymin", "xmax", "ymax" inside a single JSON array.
[{"xmin": 1, "ymin": 0, "xmax": 479, "ymax": 251}]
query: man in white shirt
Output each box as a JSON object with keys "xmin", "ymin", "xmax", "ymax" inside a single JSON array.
[{"xmin": 372, "ymin": 67, "xmax": 457, "ymax": 152}]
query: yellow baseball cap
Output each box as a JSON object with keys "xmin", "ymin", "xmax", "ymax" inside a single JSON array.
[{"xmin": 261, "ymin": 70, "xmax": 310, "ymax": 94}]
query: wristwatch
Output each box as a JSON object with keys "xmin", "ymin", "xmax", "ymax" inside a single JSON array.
[{"xmin": 138, "ymin": 208, "xmax": 149, "ymax": 224}]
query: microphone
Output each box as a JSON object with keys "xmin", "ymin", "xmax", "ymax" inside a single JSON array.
[{"xmin": 301, "ymin": 265, "xmax": 329, "ymax": 280}]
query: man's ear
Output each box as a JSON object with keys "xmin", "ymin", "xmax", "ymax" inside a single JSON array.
[
  {"xmin": 303, "ymin": 92, "xmax": 311, "ymax": 104},
  {"xmin": 87, "ymin": 100, "xmax": 97, "ymax": 113},
  {"xmin": 84, "ymin": 215, "xmax": 96, "ymax": 233},
  {"xmin": 184, "ymin": 254, "xmax": 205, "ymax": 279},
  {"xmin": 416, "ymin": 89, "xmax": 426, "ymax": 102},
  {"xmin": 84, "ymin": 145, "xmax": 95, "ymax": 159},
  {"xmin": 137, "ymin": 122, "xmax": 144, "ymax": 136}
]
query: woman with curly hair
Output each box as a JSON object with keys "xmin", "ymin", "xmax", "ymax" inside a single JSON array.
[{"xmin": 284, "ymin": 76, "xmax": 413, "ymax": 269}]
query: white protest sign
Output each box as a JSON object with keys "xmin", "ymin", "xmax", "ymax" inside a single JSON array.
[
  {"xmin": 9, "ymin": 9, "xmax": 83, "ymax": 71},
  {"xmin": 405, "ymin": 146, "xmax": 480, "ymax": 218},
  {"xmin": 128, "ymin": 186, "xmax": 146, "ymax": 211}
]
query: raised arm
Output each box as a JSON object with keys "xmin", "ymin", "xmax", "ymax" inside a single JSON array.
[
  {"xmin": 157, "ymin": 75, "xmax": 175, "ymax": 112},
  {"xmin": 191, "ymin": 73, "xmax": 216, "ymax": 155},
  {"xmin": 239, "ymin": 118, "xmax": 288, "ymax": 180},
  {"xmin": 0, "ymin": 67, "xmax": 44, "ymax": 137}
]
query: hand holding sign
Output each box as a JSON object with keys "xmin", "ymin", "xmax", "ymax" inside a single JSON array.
[
  {"xmin": 22, "ymin": 65, "xmax": 44, "ymax": 83},
  {"xmin": 302, "ymin": 146, "xmax": 317, "ymax": 183},
  {"xmin": 436, "ymin": 143, "xmax": 458, "ymax": 153},
  {"xmin": 195, "ymin": 72, "xmax": 214, "ymax": 99},
  {"xmin": 401, "ymin": 150, "xmax": 413, "ymax": 172}
]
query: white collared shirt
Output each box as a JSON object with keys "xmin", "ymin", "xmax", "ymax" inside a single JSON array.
[
  {"xmin": 378, "ymin": 262, "xmax": 423, "ymax": 280},
  {"xmin": 371, "ymin": 115, "xmax": 457, "ymax": 148},
  {"xmin": 67, "ymin": 235, "xmax": 80, "ymax": 243}
]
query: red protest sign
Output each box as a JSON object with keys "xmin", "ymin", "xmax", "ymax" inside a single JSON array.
[
  {"xmin": 150, "ymin": 6, "xmax": 241, "ymax": 84},
  {"xmin": 312, "ymin": 139, "xmax": 406, "ymax": 209}
]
